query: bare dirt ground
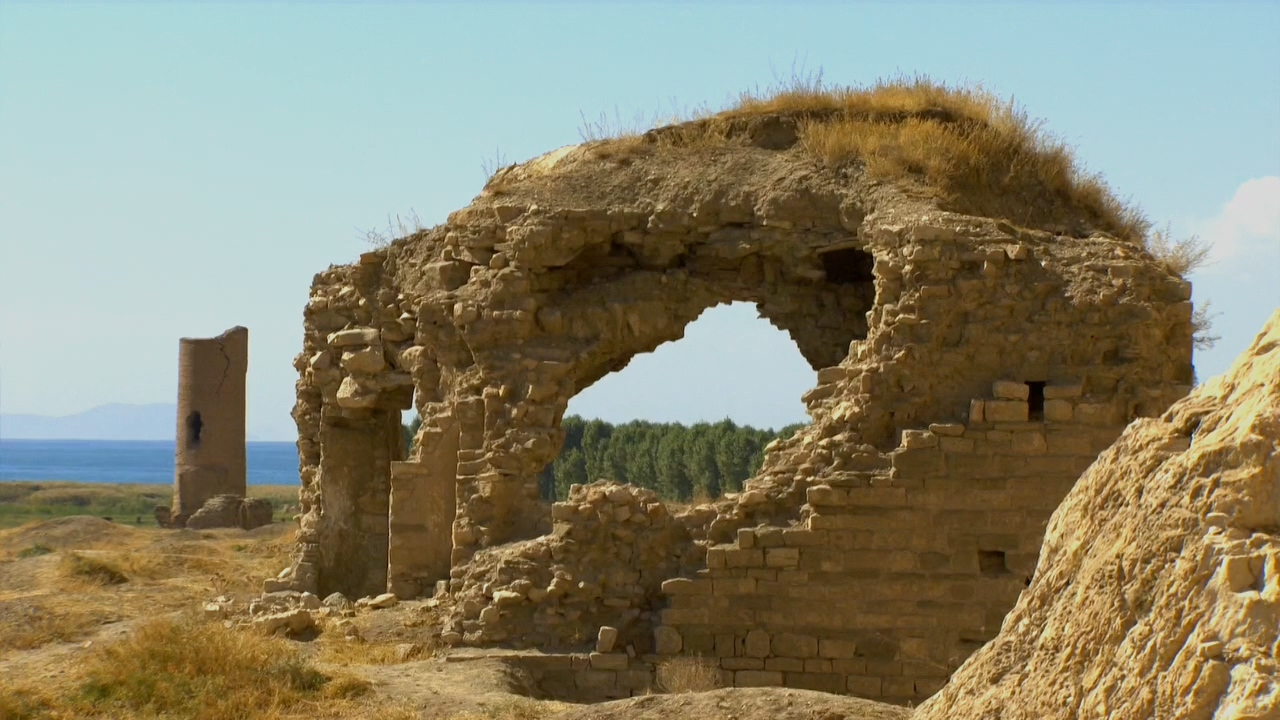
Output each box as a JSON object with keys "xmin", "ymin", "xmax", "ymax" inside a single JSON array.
[{"xmin": 0, "ymin": 515, "xmax": 910, "ymax": 720}]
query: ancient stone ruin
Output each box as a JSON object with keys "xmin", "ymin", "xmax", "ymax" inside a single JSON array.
[
  {"xmin": 274, "ymin": 91, "xmax": 1199, "ymax": 703},
  {"xmin": 169, "ymin": 325, "xmax": 253, "ymax": 529}
]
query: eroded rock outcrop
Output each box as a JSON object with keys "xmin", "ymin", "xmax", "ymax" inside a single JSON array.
[
  {"xmin": 916, "ymin": 310, "xmax": 1280, "ymax": 720},
  {"xmin": 185, "ymin": 494, "xmax": 274, "ymax": 530}
]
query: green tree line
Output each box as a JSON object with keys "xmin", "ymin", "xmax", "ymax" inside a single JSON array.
[{"xmin": 403, "ymin": 414, "xmax": 805, "ymax": 502}]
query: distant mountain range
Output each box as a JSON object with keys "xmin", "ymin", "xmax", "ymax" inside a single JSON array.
[{"xmin": 0, "ymin": 404, "xmax": 273, "ymax": 441}]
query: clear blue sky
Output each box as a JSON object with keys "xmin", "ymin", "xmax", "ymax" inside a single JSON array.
[{"xmin": 2, "ymin": 2, "xmax": 1277, "ymax": 440}]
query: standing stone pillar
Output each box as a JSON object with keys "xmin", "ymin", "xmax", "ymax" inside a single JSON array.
[{"xmin": 172, "ymin": 326, "xmax": 249, "ymax": 523}]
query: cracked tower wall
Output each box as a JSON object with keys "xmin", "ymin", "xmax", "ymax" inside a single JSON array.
[{"xmin": 173, "ymin": 326, "xmax": 249, "ymax": 520}]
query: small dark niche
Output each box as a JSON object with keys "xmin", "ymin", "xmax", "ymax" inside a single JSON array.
[
  {"xmin": 185, "ymin": 411, "xmax": 203, "ymax": 447},
  {"xmin": 978, "ymin": 549, "xmax": 1008, "ymax": 576},
  {"xmin": 819, "ymin": 247, "xmax": 875, "ymax": 284}
]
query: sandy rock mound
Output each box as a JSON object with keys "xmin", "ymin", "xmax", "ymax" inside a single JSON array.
[
  {"xmin": 916, "ymin": 310, "xmax": 1280, "ymax": 720},
  {"xmin": 0, "ymin": 515, "xmax": 136, "ymax": 555},
  {"xmin": 555, "ymin": 687, "xmax": 911, "ymax": 720},
  {"xmin": 185, "ymin": 495, "xmax": 274, "ymax": 530}
]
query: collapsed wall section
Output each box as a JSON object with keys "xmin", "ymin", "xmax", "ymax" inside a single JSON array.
[{"xmin": 412, "ymin": 217, "xmax": 1193, "ymax": 703}]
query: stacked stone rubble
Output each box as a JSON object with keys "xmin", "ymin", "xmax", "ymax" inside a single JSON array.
[{"xmin": 439, "ymin": 482, "xmax": 697, "ymax": 652}]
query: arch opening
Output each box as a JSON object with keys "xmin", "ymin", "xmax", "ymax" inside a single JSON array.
[{"xmin": 539, "ymin": 302, "xmax": 814, "ymax": 502}]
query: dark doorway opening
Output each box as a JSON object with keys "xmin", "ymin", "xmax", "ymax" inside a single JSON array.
[
  {"xmin": 1026, "ymin": 381, "xmax": 1047, "ymax": 421},
  {"xmin": 819, "ymin": 247, "xmax": 875, "ymax": 284}
]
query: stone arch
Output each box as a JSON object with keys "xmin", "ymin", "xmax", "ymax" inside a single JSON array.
[
  {"xmin": 563, "ymin": 300, "xmax": 815, "ymax": 429},
  {"xmin": 280, "ymin": 103, "xmax": 1197, "ymax": 703}
]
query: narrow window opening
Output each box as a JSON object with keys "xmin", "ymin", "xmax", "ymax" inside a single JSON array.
[
  {"xmin": 1026, "ymin": 381, "xmax": 1046, "ymax": 421},
  {"xmin": 185, "ymin": 411, "xmax": 203, "ymax": 447},
  {"xmin": 819, "ymin": 247, "xmax": 875, "ymax": 284},
  {"xmin": 978, "ymin": 550, "xmax": 1008, "ymax": 576}
]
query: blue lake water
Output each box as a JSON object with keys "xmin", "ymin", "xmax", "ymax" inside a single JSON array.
[{"xmin": 0, "ymin": 440, "xmax": 300, "ymax": 485}]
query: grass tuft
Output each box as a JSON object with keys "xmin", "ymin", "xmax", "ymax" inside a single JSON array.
[
  {"xmin": 17, "ymin": 543, "xmax": 53, "ymax": 558},
  {"xmin": 74, "ymin": 617, "xmax": 325, "ymax": 719},
  {"xmin": 579, "ymin": 71, "xmax": 1155, "ymax": 244},
  {"xmin": 0, "ymin": 600, "xmax": 107, "ymax": 651},
  {"xmin": 60, "ymin": 552, "xmax": 129, "ymax": 585},
  {"xmin": 655, "ymin": 655, "xmax": 722, "ymax": 694}
]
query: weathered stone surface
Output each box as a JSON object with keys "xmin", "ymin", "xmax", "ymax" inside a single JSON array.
[
  {"xmin": 252, "ymin": 608, "xmax": 315, "ymax": 636},
  {"xmin": 184, "ymin": 494, "xmax": 274, "ymax": 530},
  {"xmin": 596, "ymin": 626, "xmax": 619, "ymax": 653},
  {"xmin": 916, "ymin": 311, "xmax": 1280, "ymax": 720}
]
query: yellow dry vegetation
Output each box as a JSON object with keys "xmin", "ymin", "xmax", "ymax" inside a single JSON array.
[
  {"xmin": 0, "ymin": 615, "xmax": 408, "ymax": 720},
  {"xmin": 575, "ymin": 72, "xmax": 1222, "ymax": 272},
  {"xmin": 654, "ymin": 655, "xmax": 723, "ymax": 694}
]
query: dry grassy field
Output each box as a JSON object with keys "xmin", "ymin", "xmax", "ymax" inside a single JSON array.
[
  {"xmin": 0, "ymin": 482, "xmax": 299, "ymax": 529},
  {"xmin": 0, "ymin": 512, "xmax": 908, "ymax": 720},
  {"xmin": 0, "ymin": 513, "xmax": 578, "ymax": 719}
]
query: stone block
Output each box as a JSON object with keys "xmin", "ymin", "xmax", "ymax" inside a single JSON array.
[
  {"xmin": 661, "ymin": 578, "xmax": 712, "ymax": 595},
  {"xmin": 890, "ymin": 447, "xmax": 944, "ymax": 479},
  {"xmin": 883, "ymin": 677, "xmax": 917, "ymax": 698},
  {"xmin": 785, "ymin": 672, "xmax": 844, "ymax": 693},
  {"xmin": 765, "ymin": 657, "xmax": 805, "ymax": 672},
  {"xmin": 736, "ymin": 527, "xmax": 755, "ymax": 548},
  {"xmin": 1044, "ymin": 398, "xmax": 1073, "ymax": 422},
  {"xmin": 993, "ymin": 380, "xmax": 1030, "ymax": 400},
  {"xmin": 804, "ymin": 658, "xmax": 832, "ymax": 672},
  {"xmin": 928, "ymin": 422, "xmax": 966, "ymax": 437},
  {"xmin": 724, "ymin": 548, "xmax": 764, "ymax": 568},
  {"xmin": 722, "ymin": 657, "xmax": 764, "ymax": 670},
  {"xmin": 662, "ymin": 608, "xmax": 708, "ymax": 624},
  {"xmin": 712, "ymin": 578, "xmax": 756, "ymax": 595},
  {"xmin": 745, "ymin": 629, "xmax": 771, "ymax": 658},
  {"xmin": 765, "ymin": 548, "xmax": 801, "ymax": 568},
  {"xmin": 754, "ymin": 527, "xmax": 786, "ymax": 547},
  {"xmin": 806, "ymin": 485, "xmax": 847, "ymax": 506},
  {"xmin": 1044, "ymin": 381, "xmax": 1083, "ymax": 399},
  {"xmin": 1010, "ymin": 432, "xmax": 1047, "ymax": 455},
  {"xmin": 1075, "ymin": 402, "xmax": 1117, "ymax": 425},
  {"xmin": 847, "ymin": 675, "xmax": 882, "ymax": 697},
  {"xmin": 589, "ymin": 652, "xmax": 630, "ymax": 671},
  {"xmin": 819, "ymin": 638, "xmax": 859, "ymax": 658},
  {"xmin": 618, "ymin": 670, "xmax": 653, "ymax": 690},
  {"xmin": 901, "ymin": 429, "xmax": 939, "ymax": 448},
  {"xmin": 653, "ymin": 626, "xmax": 682, "ymax": 654},
  {"xmin": 985, "ymin": 400, "xmax": 1029, "ymax": 423},
  {"xmin": 782, "ymin": 529, "xmax": 826, "ymax": 546},
  {"xmin": 772, "ymin": 633, "xmax": 818, "ymax": 658},
  {"xmin": 706, "ymin": 547, "xmax": 727, "ymax": 569},
  {"xmin": 969, "ymin": 399, "xmax": 985, "ymax": 423},
  {"xmin": 576, "ymin": 670, "xmax": 616, "ymax": 688},
  {"xmin": 735, "ymin": 670, "xmax": 784, "ymax": 687},
  {"xmin": 939, "ymin": 436, "xmax": 975, "ymax": 453},
  {"xmin": 596, "ymin": 626, "xmax": 619, "ymax": 653}
]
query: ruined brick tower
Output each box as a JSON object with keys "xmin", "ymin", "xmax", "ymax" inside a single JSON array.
[{"xmin": 172, "ymin": 326, "xmax": 249, "ymax": 523}]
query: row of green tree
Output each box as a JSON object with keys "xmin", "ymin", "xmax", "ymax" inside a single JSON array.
[{"xmin": 401, "ymin": 415, "xmax": 805, "ymax": 503}]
